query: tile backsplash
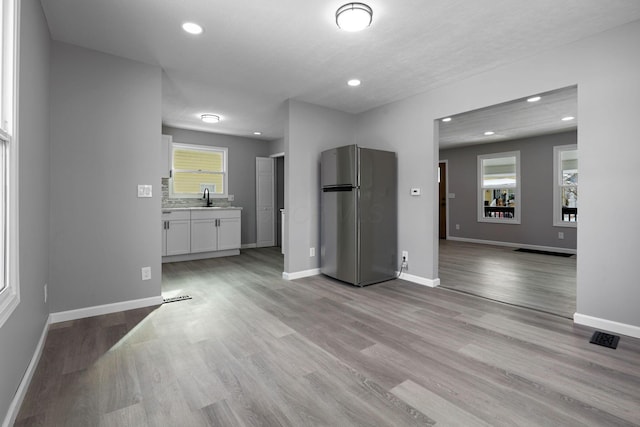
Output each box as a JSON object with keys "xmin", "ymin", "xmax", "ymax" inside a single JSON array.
[{"xmin": 161, "ymin": 178, "xmax": 232, "ymax": 208}]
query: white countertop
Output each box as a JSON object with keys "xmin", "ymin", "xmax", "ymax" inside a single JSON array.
[{"xmin": 162, "ymin": 206, "xmax": 242, "ymax": 211}]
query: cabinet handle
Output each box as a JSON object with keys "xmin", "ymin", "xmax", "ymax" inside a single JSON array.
[{"xmin": 166, "ymin": 221, "xmax": 170, "ymax": 230}]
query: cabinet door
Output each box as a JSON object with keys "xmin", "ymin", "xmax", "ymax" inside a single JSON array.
[
  {"xmin": 191, "ymin": 219, "xmax": 218, "ymax": 253},
  {"xmin": 161, "ymin": 134, "xmax": 172, "ymax": 178},
  {"xmin": 166, "ymin": 219, "xmax": 191, "ymax": 255},
  {"xmin": 217, "ymin": 217, "xmax": 241, "ymax": 250},
  {"xmin": 161, "ymin": 221, "xmax": 167, "ymax": 256}
]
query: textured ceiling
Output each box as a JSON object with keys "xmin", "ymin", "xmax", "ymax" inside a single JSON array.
[
  {"xmin": 439, "ymin": 86, "xmax": 577, "ymax": 149},
  {"xmin": 40, "ymin": 0, "xmax": 640, "ymax": 142}
]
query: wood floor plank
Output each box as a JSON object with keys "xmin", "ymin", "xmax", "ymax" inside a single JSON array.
[{"xmin": 15, "ymin": 247, "xmax": 639, "ymax": 426}]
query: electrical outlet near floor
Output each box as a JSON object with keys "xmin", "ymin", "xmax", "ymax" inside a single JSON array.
[
  {"xmin": 455, "ymin": 224, "xmax": 460, "ymax": 230},
  {"xmin": 310, "ymin": 247, "xmax": 316, "ymax": 257},
  {"xmin": 402, "ymin": 251, "xmax": 408, "ymax": 263},
  {"xmin": 141, "ymin": 266, "xmax": 151, "ymax": 281},
  {"xmin": 558, "ymin": 232, "xmax": 564, "ymax": 240}
]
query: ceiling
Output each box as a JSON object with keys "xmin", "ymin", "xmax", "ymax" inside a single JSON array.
[
  {"xmin": 40, "ymin": 1, "xmax": 640, "ymax": 142},
  {"xmin": 439, "ymin": 86, "xmax": 577, "ymax": 149}
]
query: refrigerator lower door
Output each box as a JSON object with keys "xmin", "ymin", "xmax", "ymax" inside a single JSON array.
[
  {"xmin": 320, "ymin": 187, "xmax": 358, "ymax": 285},
  {"xmin": 358, "ymin": 148, "xmax": 397, "ymax": 285}
]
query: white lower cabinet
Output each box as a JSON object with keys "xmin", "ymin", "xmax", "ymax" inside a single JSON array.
[
  {"xmin": 190, "ymin": 209, "xmax": 241, "ymax": 253},
  {"xmin": 162, "ymin": 208, "xmax": 241, "ymax": 261},
  {"xmin": 162, "ymin": 211, "xmax": 191, "ymax": 256}
]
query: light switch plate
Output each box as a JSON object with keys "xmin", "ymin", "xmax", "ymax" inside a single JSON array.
[{"xmin": 137, "ymin": 185, "xmax": 152, "ymax": 198}]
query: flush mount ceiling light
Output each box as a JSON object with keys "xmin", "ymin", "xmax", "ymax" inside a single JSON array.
[
  {"xmin": 253, "ymin": 131, "xmax": 262, "ymax": 136},
  {"xmin": 527, "ymin": 96, "xmax": 541, "ymax": 102},
  {"xmin": 442, "ymin": 117, "xmax": 452, "ymax": 122},
  {"xmin": 336, "ymin": 3, "xmax": 373, "ymax": 32},
  {"xmin": 182, "ymin": 22, "xmax": 203, "ymax": 35},
  {"xmin": 484, "ymin": 131, "xmax": 495, "ymax": 136},
  {"xmin": 562, "ymin": 116, "xmax": 575, "ymax": 121},
  {"xmin": 347, "ymin": 79, "xmax": 361, "ymax": 87},
  {"xmin": 201, "ymin": 114, "xmax": 220, "ymax": 123}
]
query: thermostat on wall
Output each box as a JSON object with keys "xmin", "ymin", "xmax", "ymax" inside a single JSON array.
[{"xmin": 410, "ymin": 188, "xmax": 421, "ymax": 196}]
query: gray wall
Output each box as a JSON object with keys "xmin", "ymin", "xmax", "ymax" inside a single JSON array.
[
  {"xmin": 284, "ymin": 100, "xmax": 355, "ymax": 274},
  {"xmin": 49, "ymin": 42, "xmax": 162, "ymax": 312},
  {"xmin": 269, "ymin": 137, "xmax": 285, "ymax": 155},
  {"xmin": 162, "ymin": 126, "xmax": 271, "ymax": 246},
  {"xmin": 350, "ymin": 20, "xmax": 640, "ymax": 328},
  {"xmin": 440, "ymin": 131, "xmax": 577, "ymax": 249},
  {"xmin": 0, "ymin": 0, "xmax": 51, "ymax": 421}
]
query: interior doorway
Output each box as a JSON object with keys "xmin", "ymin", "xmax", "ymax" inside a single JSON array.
[{"xmin": 436, "ymin": 86, "xmax": 578, "ymax": 318}]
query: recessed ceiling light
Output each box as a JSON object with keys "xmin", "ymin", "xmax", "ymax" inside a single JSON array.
[
  {"xmin": 182, "ymin": 22, "xmax": 203, "ymax": 35},
  {"xmin": 562, "ymin": 116, "xmax": 575, "ymax": 121},
  {"xmin": 484, "ymin": 131, "xmax": 495, "ymax": 136},
  {"xmin": 347, "ymin": 79, "xmax": 361, "ymax": 87},
  {"xmin": 253, "ymin": 131, "xmax": 262, "ymax": 136},
  {"xmin": 527, "ymin": 96, "xmax": 541, "ymax": 102},
  {"xmin": 201, "ymin": 114, "xmax": 220, "ymax": 123},
  {"xmin": 336, "ymin": 3, "xmax": 373, "ymax": 32},
  {"xmin": 442, "ymin": 117, "xmax": 452, "ymax": 122}
]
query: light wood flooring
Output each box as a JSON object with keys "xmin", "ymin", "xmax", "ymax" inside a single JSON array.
[
  {"xmin": 439, "ymin": 240, "xmax": 576, "ymax": 318},
  {"xmin": 16, "ymin": 247, "xmax": 640, "ymax": 426}
]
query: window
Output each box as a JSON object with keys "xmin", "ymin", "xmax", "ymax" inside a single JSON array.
[
  {"xmin": 170, "ymin": 143, "xmax": 228, "ymax": 198},
  {"xmin": 478, "ymin": 151, "xmax": 520, "ymax": 223},
  {"xmin": 0, "ymin": 0, "xmax": 19, "ymax": 327},
  {"xmin": 553, "ymin": 145, "xmax": 578, "ymax": 226}
]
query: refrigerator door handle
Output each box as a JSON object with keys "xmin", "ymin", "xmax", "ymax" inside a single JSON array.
[{"xmin": 322, "ymin": 186, "xmax": 353, "ymax": 192}]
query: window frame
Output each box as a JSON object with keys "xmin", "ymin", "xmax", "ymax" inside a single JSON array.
[
  {"xmin": 553, "ymin": 144, "xmax": 578, "ymax": 228},
  {"xmin": 169, "ymin": 142, "xmax": 228, "ymax": 198},
  {"xmin": 477, "ymin": 151, "xmax": 521, "ymax": 224},
  {"xmin": 0, "ymin": 0, "xmax": 20, "ymax": 328}
]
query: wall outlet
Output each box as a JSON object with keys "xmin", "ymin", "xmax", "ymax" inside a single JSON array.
[
  {"xmin": 402, "ymin": 251, "xmax": 408, "ymax": 263},
  {"xmin": 455, "ymin": 224, "xmax": 460, "ymax": 230},
  {"xmin": 310, "ymin": 247, "xmax": 315, "ymax": 257},
  {"xmin": 228, "ymin": 194, "xmax": 235, "ymax": 201},
  {"xmin": 141, "ymin": 266, "xmax": 151, "ymax": 281},
  {"xmin": 44, "ymin": 283, "xmax": 47, "ymax": 303},
  {"xmin": 558, "ymin": 231, "xmax": 564, "ymax": 240},
  {"xmin": 137, "ymin": 184, "xmax": 152, "ymax": 198}
]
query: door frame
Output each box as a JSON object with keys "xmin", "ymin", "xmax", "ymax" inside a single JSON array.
[{"xmin": 438, "ymin": 159, "xmax": 449, "ymax": 239}]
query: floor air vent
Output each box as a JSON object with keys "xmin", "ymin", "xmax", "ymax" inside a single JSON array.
[
  {"xmin": 590, "ymin": 331, "xmax": 620, "ymax": 349},
  {"xmin": 163, "ymin": 295, "xmax": 192, "ymax": 304}
]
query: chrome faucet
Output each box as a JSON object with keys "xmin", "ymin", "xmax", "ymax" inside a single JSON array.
[{"xmin": 202, "ymin": 188, "xmax": 212, "ymax": 207}]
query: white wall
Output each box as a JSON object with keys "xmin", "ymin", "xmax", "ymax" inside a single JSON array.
[
  {"xmin": 0, "ymin": 0, "xmax": 51, "ymax": 422},
  {"xmin": 354, "ymin": 20, "xmax": 640, "ymax": 331},
  {"xmin": 284, "ymin": 100, "xmax": 355, "ymax": 274},
  {"xmin": 49, "ymin": 42, "xmax": 162, "ymax": 313}
]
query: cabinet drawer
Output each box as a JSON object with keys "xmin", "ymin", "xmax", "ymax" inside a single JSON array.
[
  {"xmin": 191, "ymin": 209, "xmax": 241, "ymax": 220},
  {"xmin": 162, "ymin": 210, "xmax": 190, "ymax": 221}
]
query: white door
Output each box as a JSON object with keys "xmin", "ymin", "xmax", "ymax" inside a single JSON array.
[{"xmin": 256, "ymin": 157, "xmax": 275, "ymax": 247}]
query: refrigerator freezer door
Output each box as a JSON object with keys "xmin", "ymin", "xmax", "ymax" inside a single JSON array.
[
  {"xmin": 321, "ymin": 145, "xmax": 357, "ymax": 187},
  {"xmin": 320, "ymin": 188, "xmax": 358, "ymax": 284}
]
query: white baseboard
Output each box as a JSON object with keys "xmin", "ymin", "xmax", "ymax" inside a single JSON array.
[
  {"xmin": 282, "ymin": 268, "xmax": 321, "ymax": 280},
  {"xmin": 447, "ymin": 236, "xmax": 577, "ymax": 255},
  {"xmin": 2, "ymin": 320, "xmax": 49, "ymax": 427},
  {"xmin": 241, "ymin": 243, "xmax": 257, "ymax": 249},
  {"xmin": 49, "ymin": 295, "xmax": 163, "ymax": 324},
  {"xmin": 397, "ymin": 272, "xmax": 440, "ymax": 288},
  {"xmin": 573, "ymin": 313, "xmax": 640, "ymax": 339}
]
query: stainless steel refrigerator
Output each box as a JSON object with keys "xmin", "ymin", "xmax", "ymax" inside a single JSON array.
[{"xmin": 320, "ymin": 145, "xmax": 397, "ymax": 286}]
